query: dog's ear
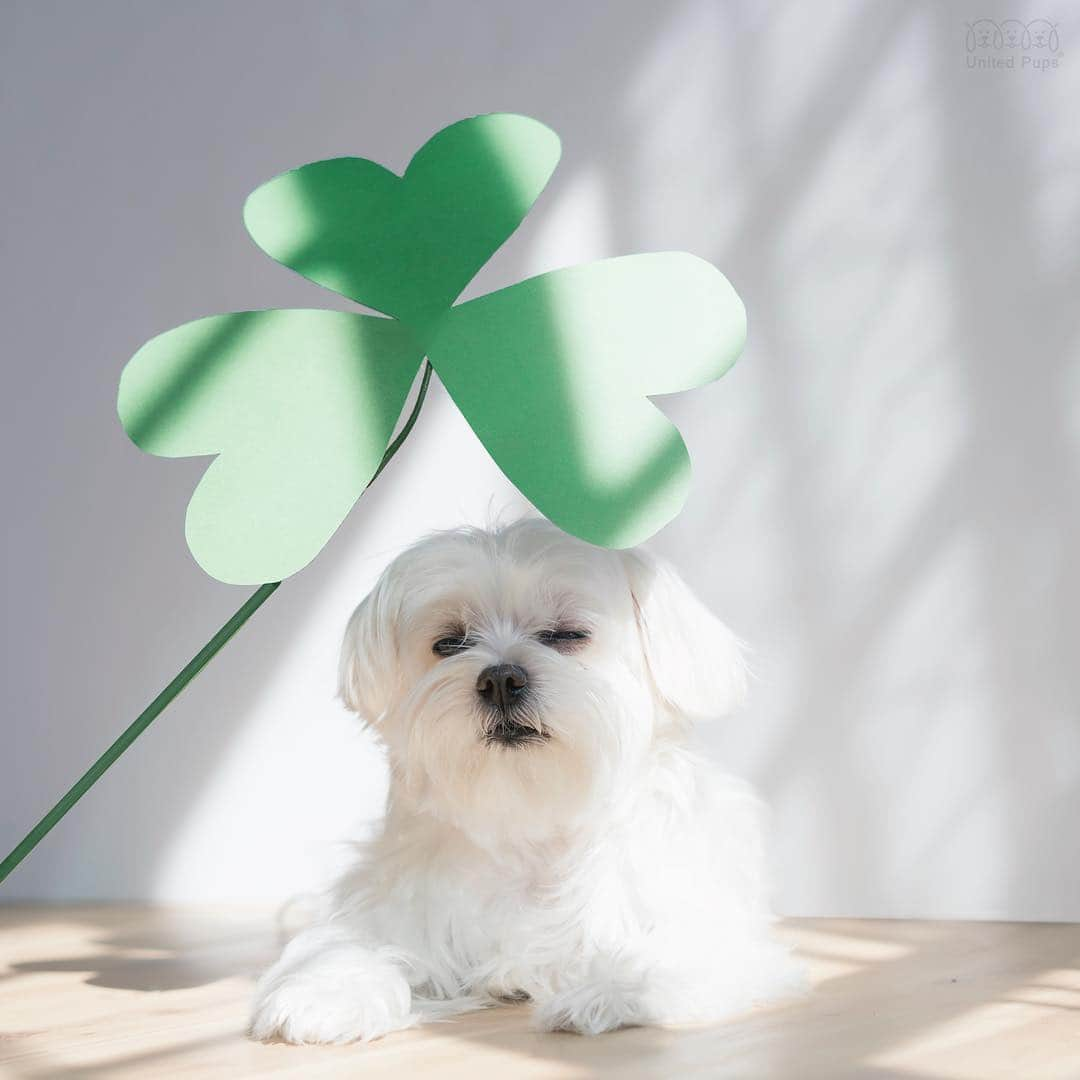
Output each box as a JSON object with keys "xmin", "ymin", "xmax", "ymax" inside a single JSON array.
[
  {"xmin": 339, "ymin": 572, "xmax": 402, "ymax": 723},
  {"xmin": 622, "ymin": 549, "xmax": 748, "ymax": 719}
]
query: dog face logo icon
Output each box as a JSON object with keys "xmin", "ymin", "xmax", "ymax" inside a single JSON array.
[{"xmin": 965, "ymin": 18, "xmax": 1060, "ymax": 56}]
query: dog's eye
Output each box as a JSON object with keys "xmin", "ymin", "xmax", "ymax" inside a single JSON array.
[
  {"xmin": 536, "ymin": 628, "xmax": 591, "ymax": 651},
  {"xmin": 433, "ymin": 635, "xmax": 476, "ymax": 657}
]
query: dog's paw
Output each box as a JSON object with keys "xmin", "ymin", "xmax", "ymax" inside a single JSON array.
[
  {"xmin": 250, "ymin": 949, "xmax": 414, "ymax": 1044},
  {"xmin": 533, "ymin": 979, "xmax": 647, "ymax": 1035}
]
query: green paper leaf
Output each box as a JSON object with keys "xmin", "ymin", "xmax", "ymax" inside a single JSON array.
[
  {"xmin": 118, "ymin": 114, "xmax": 747, "ymax": 583},
  {"xmin": 118, "ymin": 309, "xmax": 421, "ymax": 584},
  {"xmin": 243, "ymin": 113, "xmax": 561, "ymax": 341},
  {"xmin": 429, "ymin": 254, "xmax": 746, "ymax": 548}
]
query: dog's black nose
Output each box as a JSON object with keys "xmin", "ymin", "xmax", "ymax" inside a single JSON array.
[{"xmin": 476, "ymin": 664, "xmax": 528, "ymax": 711}]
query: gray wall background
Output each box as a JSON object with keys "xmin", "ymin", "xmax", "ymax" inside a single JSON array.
[{"xmin": 2, "ymin": 0, "xmax": 1077, "ymax": 919}]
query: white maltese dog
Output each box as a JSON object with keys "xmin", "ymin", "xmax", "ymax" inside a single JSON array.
[{"xmin": 251, "ymin": 519, "xmax": 798, "ymax": 1044}]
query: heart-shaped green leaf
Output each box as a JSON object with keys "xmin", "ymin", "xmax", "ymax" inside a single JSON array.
[
  {"xmin": 243, "ymin": 113, "xmax": 561, "ymax": 342},
  {"xmin": 118, "ymin": 309, "xmax": 422, "ymax": 584},
  {"xmin": 119, "ymin": 115, "xmax": 747, "ymax": 585},
  {"xmin": 428, "ymin": 254, "xmax": 746, "ymax": 548}
]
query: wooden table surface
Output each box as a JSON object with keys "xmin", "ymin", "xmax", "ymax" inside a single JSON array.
[{"xmin": 1, "ymin": 906, "xmax": 1077, "ymax": 1078}]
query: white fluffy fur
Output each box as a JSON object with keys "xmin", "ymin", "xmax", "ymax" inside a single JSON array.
[{"xmin": 251, "ymin": 519, "xmax": 800, "ymax": 1044}]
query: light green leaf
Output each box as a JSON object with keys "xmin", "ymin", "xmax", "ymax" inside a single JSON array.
[
  {"xmin": 119, "ymin": 116, "xmax": 747, "ymax": 581},
  {"xmin": 429, "ymin": 254, "xmax": 746, "ymax": 548},
  {"xmin": 243, "ymin": 113, "xmax": 561, "ymax": 342},
  {"xmin": 118, "ymin": 309, "xmax": 422, "ymax": 584}
]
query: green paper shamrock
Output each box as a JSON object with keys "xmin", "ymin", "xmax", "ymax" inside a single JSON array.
[{"xmin": 118, "ymin": 114, "xmax": 746, "ymax": 585}]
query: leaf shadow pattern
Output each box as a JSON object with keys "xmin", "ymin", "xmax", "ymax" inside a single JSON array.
[
  {"xmin": 3, "ymin": 910, "xmax": 1079, "ymax": 1078},
  {"xmin": 645, "ymin": 0, "xmax": 1080, "ymax": 925},
  {"xmin": 6, "ymin": 914, "xmax": 276, "ymax": 993}
]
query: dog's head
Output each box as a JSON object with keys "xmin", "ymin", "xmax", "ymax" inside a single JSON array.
[{"xmin": 340, "ymin": 520, "xmax": 746, "ymax": 842}]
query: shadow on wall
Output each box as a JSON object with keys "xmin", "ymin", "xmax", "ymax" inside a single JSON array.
[{"xmin": 642, "ymin": 1, "xmax": 1080, "ymax": 919}]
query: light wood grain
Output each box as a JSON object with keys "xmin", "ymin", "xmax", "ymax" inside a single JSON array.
[{"xmin": 1, "ymin": 906, "xmax": 1077, "ymax": 1078}]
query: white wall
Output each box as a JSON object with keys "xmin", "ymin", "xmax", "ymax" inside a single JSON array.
[{"xmin": 2, "ymin": 0, "xmax": 1077, "ymax": 920}]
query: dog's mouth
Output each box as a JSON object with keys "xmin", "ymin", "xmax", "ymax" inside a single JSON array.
[{"xmin": 482, "ymin": 713, "xmax": 550, "ymax": 748}]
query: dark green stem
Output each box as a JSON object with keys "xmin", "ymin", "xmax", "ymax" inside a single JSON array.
[
  {"xmin": 0, "ymin": 583, "xmax": 281, "ymax": 886},
  {"xmin": 0, "ymin": 361, "xmax": 434, "ymax": 887},
  {"xmin": 370, "ymin": 358, "xmax": 432, "ymax": 485}
]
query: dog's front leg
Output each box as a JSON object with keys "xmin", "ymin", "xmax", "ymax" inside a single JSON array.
[
  {"xmin": 533, "ymin": 941, "xmax": 804, "ymax": 1034},
  {"xmin": 250, "ymin": 923, "xmax": 414, "ymax": 1044},
  {"xmin": 531, "ymin": 951, "xmax": 653, "ymax": 1035}
]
